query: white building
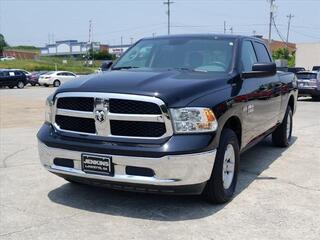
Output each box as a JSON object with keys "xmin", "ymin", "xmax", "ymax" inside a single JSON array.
[
  {"xmin": 40, "ymin": 40, "xmax": 100, "ymax": 56},
  {"xmin": 108, "ymin": 44, "xmax": 131, "ymax": 57},
  {"xmin": 296, "ymin": 42, "xmax": 320, "ymax": 70}
]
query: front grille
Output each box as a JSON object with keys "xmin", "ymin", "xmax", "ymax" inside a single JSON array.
[
  {"xmin": 110, "ymin": 120, "xmax": 166, "ymax": 137},
  {"xmin": 109, "ymin": 99, "xmax": 161, "ymax": 114},
  {"xmin": 57, "ymin": 97, "xmax": 94, "ymax": 112},
  {"xmin": 53, "ymin": 93, "xmax": 172, "ymax": 139},
  {"xmin": 55, "ymin": 115, "xmax": 96, "ymax": 134}
]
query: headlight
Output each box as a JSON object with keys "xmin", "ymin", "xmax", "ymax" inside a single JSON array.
[
  {"xmin": 170, "ymin": 108, "xmax": 218, "ymax": 133},
  {"xmin": 45, "ymin": 95, "xmax": 54, "ymax": 123}
]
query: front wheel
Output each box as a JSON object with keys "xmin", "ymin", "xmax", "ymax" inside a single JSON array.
[
  {"xmin": 272, "ymin": 106, "xmax": 293, "ymax": 147},
  {"xmin": 203, "ymin": 129, "xmax": 240, "ymax": 204}
]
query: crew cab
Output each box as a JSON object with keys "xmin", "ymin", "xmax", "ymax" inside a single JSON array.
[
  {"xmin": 0, "ymin": 69, "xmax": 27, "ymax": 88},
  {"xmin": 37, "ymin": 34, "xmax": 297, "ymax": 203}
]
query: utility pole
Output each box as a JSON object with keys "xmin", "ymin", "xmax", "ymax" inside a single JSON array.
[
  {"xmin": 268, "ymin": 0, "xmax": 275, "ymax": 44},
  {"xmin": 224, "ymin": 21, "xmax": 227, "ymax": 34},
  {"xmin": 164, "ymin": 0, "xmax": 174, "ymax": 35},
  {"xmin": 88, "ymin": 19, "xmax": 92, "ymax": 44},
  {"xmin": 286, "ymin": 14, "xmax": 294, "ymax": 46}
]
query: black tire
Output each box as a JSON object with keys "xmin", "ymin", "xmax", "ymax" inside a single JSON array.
[
  {"xmin": 31, "ymin": 83, "xmax": 36, "ymax": 86},
  {"xmin": 53, "ymin": 80, "xmax": 61, "ymax": 87},
  {"xmin": 17, "ymin": 81, "xmax": 25, "ymax": 89},
  {"xmin": 272, "ymin": 106, "xmax": 293, "ymax": 147},
  {"xmin": 44, "ymin": 84, "xmax": 49, "ymax": 87},
  {"xmin": 8, "ymin": 86, "xmax": 14, "ymax": 89},
  {"xmin": 203, "ymin": 129, "xmax": 240, "ymax": 204}
]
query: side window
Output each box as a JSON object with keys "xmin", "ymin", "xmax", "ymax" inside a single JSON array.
[
  {"xmin": 9, "ymin": 72, "xmax": 15, "ymax": 76},
  {"xmin": 57, "ymin": 72, "xmax": 64, "ymax": 76},
  {"xmin": 241, "ymin": 40, "xmax": 257, "ymax": 72},
  {"xmin": 254, "ymin": 42, "xmax": 272, "ymax": 63},
  {"xmin": 14, "ymin": 71, "xmax": 22, "ymax": 76}
]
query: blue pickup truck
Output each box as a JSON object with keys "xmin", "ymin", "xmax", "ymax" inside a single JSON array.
[{"xmin": 37, "ymin": 34, "xmax": 297, "ymax": 203}]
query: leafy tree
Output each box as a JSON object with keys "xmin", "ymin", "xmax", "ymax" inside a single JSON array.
[
  {"xmin": 272, "ymin": 47, "xmax": 295, "ymax": 67},
  {"xmin": 0, "ymin": 34, "xmax": 8, "ymax": 56}
]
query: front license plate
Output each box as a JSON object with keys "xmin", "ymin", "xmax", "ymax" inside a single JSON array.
[{"xmin": 82, "ymin": 154, "xmax": 114, "ymax": 176}]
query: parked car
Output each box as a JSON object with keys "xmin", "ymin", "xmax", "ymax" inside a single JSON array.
[
  {"xmin": 28, "ymin": 71, "xmax": 48, "ymax": 86},
  {"xmin": 312, "ymin": 66, "xmax": 320, "ymax": 72},
  {"xmin": 38, "ymin": 71, "xmax": 77, "ymax": 87},
  {"xmin": 38, "ymin": 34, "xmax": 297, "ymax": 203},
  {"xmin": 0, "ymin": 56, "xmax": 16, "ymax": 61},
  {"xmin": 288, "ymin": 67, "xmax": 305, "ymax": 74},
  {"xmin": 296, "ymin": 71, "xmax": 320, "ymax": 100},
  {"xmin": 0, "ymin": 69, "xmax": 27, "ymax": 88}
]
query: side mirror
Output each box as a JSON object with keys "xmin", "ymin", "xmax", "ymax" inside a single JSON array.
[
  {"xmin": 101, "ymin": 61, "xmax": 113, "ymax": 71},
  {"xmin": 242, "ymin": 63, "xmax": 277, "ymax": 79}
]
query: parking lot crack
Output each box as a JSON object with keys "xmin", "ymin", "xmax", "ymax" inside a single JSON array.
[{"xmin": 0, "ymin": 147, "xmax": 28, "ymax": 168}]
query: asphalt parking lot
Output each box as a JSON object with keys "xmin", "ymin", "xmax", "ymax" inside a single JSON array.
[{"xmin": 0, "ymin": 87, "xmax": 319, "ymax": 240}]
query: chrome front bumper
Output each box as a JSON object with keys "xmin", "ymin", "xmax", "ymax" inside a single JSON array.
[{"xmin": 38, "ymin": 141, "xmax": 216, "ymax": 187}]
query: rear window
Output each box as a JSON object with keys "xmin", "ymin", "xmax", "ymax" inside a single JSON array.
[
  {"xmin": 312, "ymin": 66, "xmax": 320, "ymax": 71},
  {"xmin": 296, "ymin": 73, "xmax": 317, "ymax": 79},
  {"xmin": 253, "ymin": 42, "xmax": 271, "ymax": 63}
]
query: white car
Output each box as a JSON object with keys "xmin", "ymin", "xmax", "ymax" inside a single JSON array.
[
  {"xmin": 38, "ymin": 71, "xmax": 77, "ymax": 87},
  {"xmin": 0, "ymin": 56, "xmax": 16, "ymax": 61}
]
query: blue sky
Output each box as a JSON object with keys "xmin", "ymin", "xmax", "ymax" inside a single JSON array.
[{"xmin": 0, "ymin": 0, "xmax": 319, "ymax": 47}]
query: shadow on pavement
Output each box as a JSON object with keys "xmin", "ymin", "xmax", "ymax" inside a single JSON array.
[{"xmin": 48, "ymin": 136, "xmax": 296, "ymax": 221}]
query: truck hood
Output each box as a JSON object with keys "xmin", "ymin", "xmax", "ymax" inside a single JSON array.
[{"xmin": 55, "ymin": 70, "xmax": 232, "ymax": 107}]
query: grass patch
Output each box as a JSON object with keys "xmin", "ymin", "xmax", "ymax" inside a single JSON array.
[{"xmin": 0, "ymin": 57, "xmax": 103, "ymax": 74}]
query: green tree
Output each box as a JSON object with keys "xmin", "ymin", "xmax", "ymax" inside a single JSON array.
[
  {"xmin": 272, "ymin": 47, "xmax": 295, "ymax": 67},
  {"xmin": 0, "ymin": 34, "xmax": 8, "ymax": 56}
]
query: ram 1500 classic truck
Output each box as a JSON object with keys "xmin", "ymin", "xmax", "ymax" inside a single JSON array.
[{"xmin": 37, "ymin": 34, "xmax": 297, "ymax": 203}]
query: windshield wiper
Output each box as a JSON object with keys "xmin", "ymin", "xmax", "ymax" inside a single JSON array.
[
  {"xmin": 112, "ymin": 66, "xmax": 140, "ymax": 70},
  {"xmin": 169, "ymin": 67, "xmax": 208, "ymax": 73}
]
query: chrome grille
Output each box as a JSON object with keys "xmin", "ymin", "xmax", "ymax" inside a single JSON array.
[{"xmin": 52, "ymin": 92, "xmax": 173, "ymax": 140}]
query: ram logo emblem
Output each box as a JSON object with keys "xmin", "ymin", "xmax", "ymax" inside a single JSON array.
[{"xmin": 95, "ymin": 110, "xmax": 106, "ymax": 123}]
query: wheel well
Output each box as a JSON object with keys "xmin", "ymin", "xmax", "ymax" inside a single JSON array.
[
  {"xmin": 288, "ymin": 95, "xmax": 295, "ymax": 112},
  {"xmin": 223, "ymin": 116, "xmax": 242, "ymax": 147}
]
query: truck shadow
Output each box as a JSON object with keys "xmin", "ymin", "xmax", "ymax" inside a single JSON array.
[{"xmin": 48, "ymin": 136, "xmax": 297, "ymax": 221}]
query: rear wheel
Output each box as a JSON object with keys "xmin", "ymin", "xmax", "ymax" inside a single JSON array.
[
  {"xmin": 17, "ymin": 81, "xmax": 25, "ymax": 89},
  {"xmin": 8, "ymin": 86, "xmax": 14, "ymax": 89},
  {"xmin": 203, "ymin": 129, "xmax": 240, "ymax": 204},
  {"xmin": 272, "ymin": 106, "xmax": 293, "ymax": 147},
  {"xmin": 53, "ymin": 80, "xmax": 61, "ymax": 87}
]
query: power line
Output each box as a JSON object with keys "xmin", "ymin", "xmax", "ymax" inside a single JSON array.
[{"xmin": 163, "ymin": 0, "xmax": 174, "ymax": 35}]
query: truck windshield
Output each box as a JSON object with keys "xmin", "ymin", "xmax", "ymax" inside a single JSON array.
[
  {"xmin": 113, "ymin": 38, "xmax": 235, "ymax": 73},
  {"xmin": 296, "ymin": 73, "xmax": 317, "ymax": 80}
]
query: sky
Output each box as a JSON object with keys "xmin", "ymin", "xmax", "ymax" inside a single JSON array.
[{"xmin": 0, "ymin": 0, "xmax": 319, "ymax": 47}]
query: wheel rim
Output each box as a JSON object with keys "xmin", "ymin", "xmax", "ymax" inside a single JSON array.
[
  {"xmin": 286, "ymin": 112, "xmax": 292, "ymax": 140},
  {"xmin": 18, "ymin": 82, "xmax": 24, "ymax": 88},
  {"xmin": 222, "ymin": 144, "xmax": 235, "ymax": 189},
  {"xmin": 54, "ymin": 81, "xmax": 60, "ymax": 87}
]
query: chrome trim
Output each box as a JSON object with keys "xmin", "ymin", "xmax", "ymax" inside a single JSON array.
[
  {"xmin": 56, "ymin": 109, "xmax": 93, "ymax": 119},
  {"xmin": 53, "ymin": 92, "xmax": 173, "ymax": 140},
  {"xmin": 38, "ymin": 141, "xmax": 216, "ymax": 186}
]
